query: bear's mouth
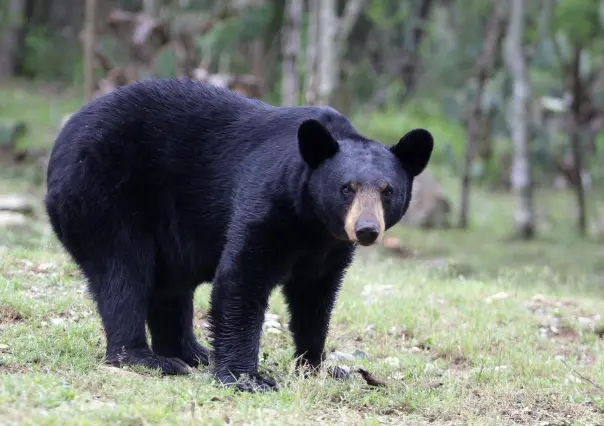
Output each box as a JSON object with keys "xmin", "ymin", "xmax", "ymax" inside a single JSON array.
[{"xmin": 355, "ymin": 238, "xmax": 379, "ymax": 247}]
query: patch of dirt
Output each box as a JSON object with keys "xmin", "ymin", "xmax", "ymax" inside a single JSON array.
[
  {"xmin": 433, "ymin": 350, "xmax": 472, "ymax": 368},
  {"xmin": 528, "ymin": 295, "xmax": 600, "ymax": 323},
  {"xmin": 40, "ymin": 308, "xmax": 94, "ymax": 326},
  {"xmin": 539, "ymin": 324, "xmax": 579, "ymax": 341},
  {"xmin": 0, "ymin": 363, "xmax": 30, "ymax": 374},
  {"xmin": 528, "ymin": 294, "xmax": 602, "ymax": 340},
  {"xmin": 0, "ymin": 306, "xmax": 24, "ymax": 324},
  {"xmin": 498, "ymin": 393, "xmax": 603, "ymax": 425}
]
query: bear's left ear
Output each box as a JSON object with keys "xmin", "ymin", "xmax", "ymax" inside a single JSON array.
[
  {"xmin": 298, "ymin": 119, "xmax": 339, "ymax": 169},
  {"xmin": 390, "ymin": 128, "xmax": 434, "ymax": 177}
]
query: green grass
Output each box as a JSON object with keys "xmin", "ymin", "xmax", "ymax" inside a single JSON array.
[
  {"xmin": 0, "ymin": 79, "xmax": 82, "ymax": 151},
  {"xmin": 0, "ymin": 82, "xmax": 603, "ymax": 425}
]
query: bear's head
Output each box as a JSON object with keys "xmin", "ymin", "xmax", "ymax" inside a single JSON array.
[{"xmin": 298, "ymin": 119, "xmax": 433, "ymax": 246}]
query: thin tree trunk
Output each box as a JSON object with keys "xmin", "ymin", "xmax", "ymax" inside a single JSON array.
[
  {"xmin": 505, "ymin": 0, "xmax": 535, "ymax": 239},
  {"xmin": 282, "ymin": 0, "xmax": 303, "ymax": 106},
  {"xmin": 0, "ymin": 0, "xmax": 26, "ymax": 79},
  {"xmin": 305, "ymin": 0, "xmax": 365, "ymax": 106},
  {"xmin": 331, "ymin": 0, "xmax": 366, "ymax": 101},
  {"xmin": 317, "ymin": 0, "xmax": 336, "ymax": 105},
  {"xmin": 458, "ymin": 1, "xmax": 507, "ymax": 228},
  {"xmin": 400, "ymin": 0, "xmax": 433, "ymax": 104},
  {"xmin": 305, "ymin": 0, "xmax": 320, "ymax": 105},
  {"xmin": 569, "ymin": 44, "xmax": 587, "ymax": 235},
  {"xmin": 84, "ymin": 0, "xmax": 97, "ymax": 102}
]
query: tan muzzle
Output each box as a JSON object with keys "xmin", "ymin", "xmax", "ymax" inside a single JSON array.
[{"xmin": 344, "ymin": 186, "xmax": 385, "ymax": 246}]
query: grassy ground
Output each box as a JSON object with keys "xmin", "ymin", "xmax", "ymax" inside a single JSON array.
[{"xmin": 0, "ymin": 84, "xmax": 603, "ymax": 425}]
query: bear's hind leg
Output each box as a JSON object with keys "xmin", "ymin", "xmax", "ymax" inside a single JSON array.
[
  {"xmin": 147, "ymin": 290, "xmax": 211, "ymax": 368},
  {"xmin": 82, "ymin": 238, "xmax": 190, "ymax": 376}
]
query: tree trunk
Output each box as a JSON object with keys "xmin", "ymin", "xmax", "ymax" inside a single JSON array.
[
  {"xmin": 84, "ymin": 0, "xmax": 97, "ymax": 102},
  {"xmin": 400, "ymin": 0, "xmax": 433, "ymax": 104},
  {"xmin": 304, "ymin": 0, "xmax": 320, "ymax": 105},
  {"xmin": 505, "ymin": 0, "xmax": 535, "ymax": 239},
  {"xmin": 143, "ymin": 0, "xmax": 160, "ymax": 16},
  {"xmin": 569, "ymin": 44, "xmax": 587, "ymax": 235},
  {"xmin": 331, "ymin": 0, "xmax": 366, "ymax": 103},
  {"xmin": 282, "ymin": 0, "xmax": 302, "ymax": 106},
  {"xmin": 0, "ymin": 0, "xmax": 27, "ymax": 79},
  {"xmin": 316, "ymin": 0, "xmax": 337, "ymax": 105},
  {"xmin": 458, "ymin": 1, "xmax": 506, "ymax": 228}
]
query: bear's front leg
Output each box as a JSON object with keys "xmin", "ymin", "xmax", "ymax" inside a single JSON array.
[
  {"xmin": 283, "ymin": 245, "xmax": 354, "ymax": 380},
  {"xmin": 209, "ymin": 234, "xmax": 293, "ymax": 392}
]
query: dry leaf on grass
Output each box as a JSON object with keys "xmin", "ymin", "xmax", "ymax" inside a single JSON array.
[{"xmin": 355, "ymin": 367, "xmax": 387, "ymax": 388}]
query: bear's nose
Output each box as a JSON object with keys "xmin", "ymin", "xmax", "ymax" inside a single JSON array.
[{"xmin": 355, "ymin": 222, "xmax": 380, "ymax": 246}]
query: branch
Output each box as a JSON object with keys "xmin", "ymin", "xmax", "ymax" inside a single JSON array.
[{"xmin": 560, "ymin": 358, "xmax": 604, "ymax": 396}]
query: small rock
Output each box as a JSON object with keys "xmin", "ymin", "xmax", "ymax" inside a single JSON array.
[
  {"xmin": 352, "ymin": 350, "xmax": 370, "ymax": 360},
  {"xmin": 100, "ymin": 366, "xmax": 143, "ymax": 378},
  {"xmin": 364, "ymin": 324, "xmax": 376, "ymax": 334},
  {"xmin": 0, "ymin": 344, "xmax": 9, "ymax": 350},
  {"xmin": 0, "ymin": 195, "xmax": 34, "ymax": 215},
  {"xmin": 424, "ymin": 363, "xmax": 443, "ymax": 374},
  {"xmin": 337, "ymin": 365, "xmax": 351, "ymax": 375},
  {"xmin": 577, "ymin": 316, "xmax": 595, "ymax": 331},
  {"xmin": 19, "ymin": 259, "xmax": 34, "ymax": 269},
  {"xmin": 565, "ymin": 374, "xmax": 582, "ymax": 384},
  {"xmin": 485, "ymin": 292, "xmax": 509, "ymax": 304},
  {"xmin": 50, "ymin": 317, "xmax": 65, "ymax": 326},
  {"xmin": 471, "ymin": 365, "xmax": 508, "ymax": 375},
  {"xmin": 409, "ymin": 346, "xmax": 422, "ymax": 353},
  {"xmin": 329, "ymin": 351, "xmax": 355, "ymax": 362},
  {"xmin": 36, "ymin": 263, "xmax": 57, "ymax": 273},
  {"xmin": 265, "ymin": 327, "xmax": 282, "ymax": 334},
  {"xmin": 0, "ymin": 211, "xmax": 27, "ymax": 228},
  {"xmin": 361, "ymin": 285, "xmax": 395, "ymax": 297},
  {"xmin": 263, "ymin": 320, "xmax": 281, "ymax": 329},
  {"xmin": 385, "ymin": 357, "xmax": 400, "ymax": 368},
  {"xmin": 390, "ymin": 371, "xmax": 405, "ymax": 380}
]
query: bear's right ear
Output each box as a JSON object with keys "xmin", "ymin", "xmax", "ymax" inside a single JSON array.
[{"xmin": 298, "ymin": 119, "xmax": 339, "ymax": 169}]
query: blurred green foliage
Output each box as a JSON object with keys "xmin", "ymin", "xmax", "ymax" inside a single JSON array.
[{"xmin": 1, "ymin": 0, "xmax": 603, "ymax": 191}]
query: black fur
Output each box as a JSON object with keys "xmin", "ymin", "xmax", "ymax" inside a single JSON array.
[{"xmin": 44, "ymin": 78, "xmax": 433, "ymax": 392}]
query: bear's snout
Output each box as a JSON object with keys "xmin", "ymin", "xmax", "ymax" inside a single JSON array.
[{"xmin": 344, "ymin": 187, "xmax": 385, "ymax": 246}]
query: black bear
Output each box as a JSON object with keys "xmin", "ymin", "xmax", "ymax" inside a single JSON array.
[{"xmin": 45, "ymin": 78, "xmax": 433, "ymax": 392}]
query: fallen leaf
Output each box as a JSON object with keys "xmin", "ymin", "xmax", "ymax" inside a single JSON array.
[{"xmin": 356, "ymin": 367, "xmax": 387, "ymax": 388}]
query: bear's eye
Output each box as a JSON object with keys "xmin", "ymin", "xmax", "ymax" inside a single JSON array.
[
  {"xmin": 382, "ymin": 185, "xmax": 394, "ymax": 198},
  {"xmin": 341, "ymin": 183, "xmax": 355, "ymax": 196}
]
